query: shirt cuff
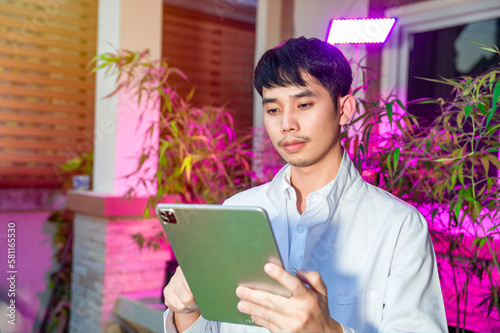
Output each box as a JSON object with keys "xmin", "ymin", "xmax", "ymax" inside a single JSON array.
[{"xmin": 164, "ymin": 309, "xmax": 207, "ymax": 333}]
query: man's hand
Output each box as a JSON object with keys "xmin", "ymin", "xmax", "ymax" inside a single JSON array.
[
  {"xmin": 163, "ymin": 266, "xmax": 200, "ymax": 332},
  {"xmin": 236, "ymin": 263, "xmax": 343, "ymax": 332}
]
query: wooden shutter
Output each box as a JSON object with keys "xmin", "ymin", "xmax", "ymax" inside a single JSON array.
[
  {"xmin": 0, "ymin": 0, "xmax": 97, "ymax": 187},
  {"xmin": 162, "ymin": 4, "xmax": 255, "ymax": 131}
]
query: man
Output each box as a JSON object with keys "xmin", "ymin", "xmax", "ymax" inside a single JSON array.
[{"xmin": 163, "ymin": 37, "xmax": 447, "ymax": 332}]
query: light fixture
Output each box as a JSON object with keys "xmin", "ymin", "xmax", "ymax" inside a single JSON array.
[{"xmin": 326, "ymin": 18, "xmax": 396, "ymax": 44}]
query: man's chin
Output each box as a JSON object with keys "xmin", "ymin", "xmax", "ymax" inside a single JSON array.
[{"xmin": 287, "ymin": 159, "xmax": 314, "ymax": 168}]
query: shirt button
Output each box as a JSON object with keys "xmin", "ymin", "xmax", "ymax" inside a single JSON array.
[
  {"xmin": 297, "ymin": 227, "xmax": 305, "ymax": 233},
  {"xmin": 290, "ymin": 267, "xmax": 297, "ymax": 274}
]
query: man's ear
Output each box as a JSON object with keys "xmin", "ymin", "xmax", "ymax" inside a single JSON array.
[{"xmin": 338, "ymin": 95, "xmax": 356, "ymax": 126}]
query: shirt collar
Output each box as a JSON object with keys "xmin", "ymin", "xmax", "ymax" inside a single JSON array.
[{"xmin": 266, "ymin": 149, "xmax": 364, "ymax": 220}]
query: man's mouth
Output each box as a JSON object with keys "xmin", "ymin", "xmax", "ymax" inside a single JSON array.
[{"xmin": 280, "ymin": 139, "xmax": 307, "ymax": 152}]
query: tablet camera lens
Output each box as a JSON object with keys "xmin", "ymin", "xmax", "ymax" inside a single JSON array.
[{"xmin": 160, "ymin": 211, "xmax": 177, "ymax": 224}]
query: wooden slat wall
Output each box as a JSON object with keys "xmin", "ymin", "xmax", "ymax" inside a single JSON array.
[
  {"xmin": 162, "ymin": 5, "xmax": 256, "ymax": 131},
  {"xmin": 0, "ymin": 0, "xmax": 97, "ymax": 187}
]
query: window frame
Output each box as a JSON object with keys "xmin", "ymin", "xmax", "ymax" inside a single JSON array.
[{"xmin": 380, "ymin": 0, "xmax": 500, "ymax": 102}]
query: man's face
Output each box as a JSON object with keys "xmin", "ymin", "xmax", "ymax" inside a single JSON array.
[{"xmin": 262, "ymin": 79, "xmax": 343, "ymax": 168}]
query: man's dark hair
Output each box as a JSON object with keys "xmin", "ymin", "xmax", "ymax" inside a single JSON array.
[{"xmin": 253, "ymin": 37, "xmax": 353, "ymax": 110}]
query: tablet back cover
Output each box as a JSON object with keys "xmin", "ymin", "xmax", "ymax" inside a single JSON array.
[{"xmin": 157, "ymin": 203, "xmax": 288, "ymax": 326}]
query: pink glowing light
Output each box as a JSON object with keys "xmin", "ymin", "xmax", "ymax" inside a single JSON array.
[{"xmin": 326, "ymin": 18, "xmax": 396, "ymax": 44}]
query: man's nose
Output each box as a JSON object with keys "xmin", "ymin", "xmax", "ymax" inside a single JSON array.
[{"xmin": 281, "ymin": 108, "xmax": 299, "ymax": 133}]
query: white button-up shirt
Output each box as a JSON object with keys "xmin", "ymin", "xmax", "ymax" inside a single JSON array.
[{"xmin": 164, "ymin": 151, "xmax": 447, "ymax": 332}]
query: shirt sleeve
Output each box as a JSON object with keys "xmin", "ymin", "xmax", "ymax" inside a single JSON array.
[
  {"xmin": 164, "ymin": 309, "xmax": 218, "ymax": 333},
  {"xmin": 379, "ymin": 212, "xmax": 448, "ymax": 332}
]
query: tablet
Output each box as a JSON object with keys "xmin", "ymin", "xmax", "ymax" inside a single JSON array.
[{"xmin": 156, "ymin": 203, "xmax": 290, "ymax": 326}]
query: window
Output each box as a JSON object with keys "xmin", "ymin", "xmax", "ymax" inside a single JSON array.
[
  {"xmin": 162, "ymin": 3, "xmax": 256, "ymax": 132},
  {"xmin": 407, "ymin": 18, "xmax": 500, "ymax": 122},
  {"xmin": 381, "ymin": 0, "xmax": 500, "ymax": 181},
  {"xmin": 0, "ymin": 0, "xmax": 97, "ymax": 188},
  {"xmin": 381, "ymin": 0, "xmax": 500, "ymax": 104}
]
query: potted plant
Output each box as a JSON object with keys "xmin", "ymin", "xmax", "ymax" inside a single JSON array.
[
  {"xmin": 343, "ymin": 42, "xmax": 500, "ymax": 331},
  {"xmin": 92, "ymin": 50, "xmax": 255, "ymax": 249},
  {"xmin": 57, "ymin": 151, "xmax": 93, "ymax": 192}
]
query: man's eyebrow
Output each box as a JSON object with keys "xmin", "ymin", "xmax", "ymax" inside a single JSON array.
[
  {"xmin": 262, "ymin": 89, "xmax": 317, "ymax": 105},
  {"xmin": 262, "ymin": 97, "xmax": 277, "ymax": 106},
  {"xmin": 291, "ymin": 90, "xmax": 317, "ymax": 99}
]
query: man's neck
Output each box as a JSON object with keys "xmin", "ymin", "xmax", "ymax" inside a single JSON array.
[{"xmin": 290, "ymin": 147, "xmax": 343, "ymax": 214}]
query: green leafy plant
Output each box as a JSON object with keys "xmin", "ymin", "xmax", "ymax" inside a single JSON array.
[
  {"xmin": 58, "ymin": 151, "xmax": 93, "ymax": 175},
  {"xmin": 57, "ymin": 151, "xmax": 93, "ymax": 192},
  {"xmin": 92, "ymin": 49, "xmax": 255, "ymax": 249},
  {"xmin": 343, "ymin": 42, "xmax": 500, "ymax": 330},
  {"xmin": 41, "ymin": 209, "xmax": 74, "ymax": 333},
  {"xmin": 41, "ymin": 151, "xmax": 93, "ymax": 332}
]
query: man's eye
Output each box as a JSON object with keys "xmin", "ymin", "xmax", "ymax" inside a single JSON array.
[
  {"xmin": 267, "ymin": 108, "xmax": 278, "ymax": 114},
  {"xmin": 298, "ymin": 103, "xmax": 312, "ymax": 109}
]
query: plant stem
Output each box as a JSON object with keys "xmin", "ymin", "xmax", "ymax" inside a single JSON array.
[{"xmin": 450, "ymin": 234, "xmax": 461, "ymax": 331}]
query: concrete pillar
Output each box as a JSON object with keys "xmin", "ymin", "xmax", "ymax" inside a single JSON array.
[
  {"xmin": 93, "ymin": 0, "xmax": 162, "ymax": 196},
  {"xmin": 67, "ymin": 193, "xmax": 173, "ymax": 332}
]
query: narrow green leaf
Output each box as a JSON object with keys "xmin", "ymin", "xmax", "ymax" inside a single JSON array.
[
  {"xmin": 458, "ymin": 164, "xmax": 464, "ymax": 186},
  {"xmin": 462, "ymin": 187, "xmax": 473, "ymax": 201},
  {"xmin": 187, "ymin": 87, "xmax": 196, "ymax": 102},
  {"xmin": 386, "ymin": 102, "xmax": 393, "ymax": 128},
  {"xmin": 477, "ymin": 103, "xmax": 487, "ymax": 115},
  {"xmin": 464, "ymin": 104, "xmax": 472, "ymax": 121},
  {"xmin": 485, "ymin": 109, "xmax": 494, "ymax": 129},
  {"xmin": 490, "ymin": 80, "xmax": 500, "ymax": 114},
  {"xmin": 358, "ymin": 143, "xmax": 365, "ymax": 159},
  {"xmin": 431, "ymin": 209, "xmax": 438, "ymax": 221},
  {"xmin": 393, "ymin": 147, "xmax": 400, "ymax": 171},
  {"xmin": 418, "ymin": 76, "xmax": 467, "ymax": 92},
  {"xmin": 468, "ymin": 40, "xmax": 497, "ymax": 53},
  {"xmin": 456, "ymin": 111, "xmax": 464, "ymax": 127},
  {"xmin": 366, "ymin": 124, "xmax": 374, "ymax": 144},
  {"xmin": 484, "ymin": 154, "xmax": 500, "ymax": 169},
  {"xmin": 472, "ymin": 236, "xmax": 488, "ymax": 248},
  {"xmin": 386, "ymin": 152, "xmax": 393, "ymax": 175},
  {"xmin": 362, "ymin": 124, "xmax": 374, "ymax": 148},
  {"xmin": 396, "ymin": 99, "xmax": 407, "ymax": 111},
  {"xmin": 170, "ymin": 120, "xmax": 178, "ymax": 136},
  {"xmin": 454, "ymin": 200, "xmax": 463, "ymax": 222},
  {"xmin": 487, "ymin": 224, "xmax": 500, "ymax": 232},
  {"xmin": 480, "ymin": 156, "xmax": 490, "ymax": 175},
  {"xmin": 450, "ymin": 166, "xmax": 457, "ymax": 189},
  {"xmin": 179, "ymin": 155, "xmax": 193, "ymax": 180},
  {"xmin": 435, "ymin": 156, "xmax": 462, "ymax": 162},
  {"xmin": 415, "ymin": 98, "xmax": 439, "ymax": 105}
]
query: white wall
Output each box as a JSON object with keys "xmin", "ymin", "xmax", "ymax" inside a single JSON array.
[
  {"xmin": 293, "ymin": 0, "xmax": 369, "ymax": 40},
  {"xmin": 253, "ymin": 0, "xmax": 370, "ymax": 128},
  {"xmin": 293, "ymin": 0, "xmax": 369, "ymax": 92}
]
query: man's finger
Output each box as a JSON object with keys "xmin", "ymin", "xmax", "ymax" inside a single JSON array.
[
  {"xmin": 237, "ymin": 299, "xmax": 288, "ymax": 331},
  {"xmin": 295, "ymin": 270, "xmax": 328, "ymax": 296},
  {"xmin": 264, "ymin": 263, "xmax": 308, "ymax": 298},
  {"xmin": 236, "ymin": 285, "xmax": 285, "ymax": 311},
  {"xmin": 176, "ymin": 266, "xmax": 191, "ymax": 291}
]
